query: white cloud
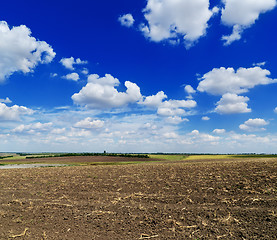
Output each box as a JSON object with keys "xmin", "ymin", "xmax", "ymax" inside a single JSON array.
[
  {"xmin": 143, "ymin": 122, "xmax": 158, "ymax": 131},
  {"xmin": 184, "ymin": 85, "xmax": 196, "ymax": 99},
  {"xmin": 139, "ymin": 90, "xmax": 197, "ymax": 117},
  {"xmin": 212, "ymin": 6, "xmax": 220, "ymax": 14},
  {"xmin": 163, "ymin": 132, "xmax": 178, "ymax": 139},
  {"xmin": 72, "ymin": 74, "xmax": 142, "ymax": 109},
  {"xmin": 0, "ymin": 97, "xmax": 12, "ymax": 104},
  {"xmin": 157, "ymin": 107, "xmax": 184, "ymax": 117},
  {"xmin": 87, "ymin": 74, "xmax": 119, "ymax": 86},
  {"xmin": 0, "ymin": 21, "xmax": 55, "ymax": 82},
  {"xmin": 75, "ymin": 58, "xmax": 87, "ymax": 64},
  {"xmin": 161, "ymin": 99, "xmax": 197, "ymax": 109},
  {"xmin": 62, "ymin": 72, "xmax": 80, "ymax": 81},
  {"xmin": 239, "ymin": 118, "xmax": 269, "ymax": 132},
  {"xmin": 140, "ymin": 91, "xmax": 167, "ymax": 108},
  {"xmin": 54, "ymin": 106, "xmax": 71, "ymax": 110},
  {"xmin": 157, "ymin": 99, "xmax": 197, "ymax": 116},
  {"xmin": 74, "ymin": 117, "xmax": 104, "ymax": 129},
  {"xmin": 221, "ymin": 0, "xmax": 277, "ymax": 45},
  {"xmin": 166, "ymin": 116, "xmax": 189, "ymax": 124},
  {"xmin": 215, "ymin": 93, "xmax": 251, "ymax": 114},
  {"xmin": 253, "ymin": 62, "xmax": 266, "ymax": 67},
  {"xmin": 184, "ymin": 85, "xmax": 196, "ymax": 94},
  {"xmin": 197, "ymin": 66, "xmax": 277, "ymax": 96},
  {"xmin": 68, "ymin": 128, "xmax": 92, "ymax": 138},
  {"xmin": 12, "ymin": 122, "xmax": 53, "ymax": 134},
  {"xmin": 229, "ymin": 133, "xmax": 271, "ymax": 145},
  {"xmin": 51, "ymin": 128, "xmax": 66, "ymax": 135},
  {"xmin": 198, "ymin": 66, "xmax": 277, "ymax": 115},
  {"xmin": 274, "ymin": 107, "xmax": 277, "ymax": 113},
  {"xmin": 140, "ymin": 0, "xmax": 216, "ymax": 47},
  {"xmin": 50, "ymin": 73, "xmax": 58, "ymax": 78},
  {"xmin": 0, "ymin": 103, "xmax": 33, "ymax": 121},
  {"xmin": 60, "ymin": 57, "xmax": 88, "ymax": 70},
  {"xmin": 222, "ymin": 24, "xmax": 243, "ymax": 46},
  {"xmin": 191, "ymin": 130, "xmax": 200, "ymax": 135},
  {"xmin": 202, "ymin": 116, "xmax": 210, "ymax": 121},
  {"xmin": 82, "ymin": 68, "xmax": 89, "ymax": 75},
  {"xmin": 198, "ymin": 133, "xmax": 220, "ymax": 142},
  {"xmin": 190, "ymin": 129, "xmax": 220, "ymax": 142},
  {"xmin": 3, "ymin": 108, "xmax": 277, "ymax": 153},
  {"xmin": 118, "ymin": 14, "xmax": 135, "ymax": 27},
  {"xmin": 213, "ymin": 129, "xmax": 226, "ymax": 134}
]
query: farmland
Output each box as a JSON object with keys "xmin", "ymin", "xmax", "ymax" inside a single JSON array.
[{"xmin": 0, "ymin": 155, "xmax": 276, "ymax": 239}]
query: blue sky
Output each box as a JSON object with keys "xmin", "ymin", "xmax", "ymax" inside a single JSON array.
[{"xmin": 1, "ymin": 0, "xmax": 277, "ymax": 153}]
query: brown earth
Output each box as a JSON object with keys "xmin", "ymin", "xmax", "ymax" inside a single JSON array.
[
  {"xmin": 0, "ymin": 156, "xmax": 158, "ymax": 164},
  {"xmin": 0, "ymin": 157, "xmax": 276, "ymax": 239}
]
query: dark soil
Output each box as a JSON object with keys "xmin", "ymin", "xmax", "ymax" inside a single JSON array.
[
  {"xmin": 0, "ymin": 156, "xmax": 157, "ymax": 164},
  {"xmin": 0, "ymin": 157, "xmax": 276, "ymax": 239}
]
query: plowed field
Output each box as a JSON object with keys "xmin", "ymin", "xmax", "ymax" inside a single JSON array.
[{"xmin": 0, "ymin": 156, "xmax": 276, "ymax": 239}]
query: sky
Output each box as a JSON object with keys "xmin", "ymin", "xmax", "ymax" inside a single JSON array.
[{"xmin": 1, "ymin": 0, "xmax": 277, "ymax": 153}]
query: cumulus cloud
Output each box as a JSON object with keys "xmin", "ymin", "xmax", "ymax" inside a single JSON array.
[
  {"xmin": 140, "ymin": 91, "xmax": 167, "ymax": 108},
  {"xmin": 184, "ymin": 85, "xmax": 196, "ymax": 94},
  {"xmin": 202, "ymin": 116, "xmax": 210, "ymax": 121},
  {"xmin": 50, "ymin": 128, "xmax": 66, "ymax": 135},
  {"xmin": 82, "ymin": 68, "xmax": 89, "ymax": 75},
  {"xmin": 0, "ymin": 21, "xmax": 55, "ymax": 82},
  {"xmin": 118, "ymin": 14, "xmax": 135, "ymax": 27},
  {"xmin": 68, "ymin": 128, "xmax": 92, "ymax": 138},
  {"xmin": 72, "ymin": 73, "xmax": 196, "ymax": 115},
  {"xmin": 166, "ymin": 116, "xmax": 189, "ymax": 124},
  {"xmin": 221, "ymin": 0, "xmax": 277, "ymax": 45},
  {"xmin": 74, "ymin": 117, "xmax": 104, "ymax": 129},
  {"xmin": 72, "ymin": 74, "xmax": 142, "ymax": 109},
  {"xmin": 229, "ymin": 133, "xmax": 270, "ymax": 145},
  {"xmin": 191, "ymin": 130, "xmax": 200, "ymax": 135},
  {"xmin": 213, "ymin": 129, "xmax": 226, "ymax": 134},
  {"xmin": 274, "ymin": 107, "xmax": 277, "ymax": 113},
  {"xmin": 62, "ymin": 72, "xmax": 80, "ymax": 81},
  {"xmin": 215, "ymin": 93, "xmax": 251, "ymax": 114},
  {"xmin": 190, "ymin": 129, "xmax": 220, "ymax": 142},
  {"xmin": 12, "ymin": 122, "xmax": 53, "ymax": 134},
  {"xmin": 197, "ymin": 66, "xmax": 277, "ymax": 115},
  {"xmin": 198, "ymin": 133, "xmax": 220, "ymax": 142},
  {"xmin": 139, "ymin": 89, "xmax": 197, "ymax": 117},
  {"xmin": 140, "ymin": 0, "xmax": 217, "ymax": 47},
  {"xmin": 197, "ymin": 66, "xmax": 277, "ymax": 96},
  {"xmin": 239, "ymin": 118, "xmax": 269, "ymax": 132},
  {"xmin": 143, "ymin": 122, "xmax": 158, "ymax": 131},
  {"xmin": 60, "ymin": 57, "xmax": 88, "ymax": 70},
  {"xmin": 222, "ymin": 24, "xmax": 243, "ymax": 45},
  {"xmin": 0, "ymin": 103, "xmax": 33, "ymax": 121},
  {"xmin": 157, "ymin": 99, "xmax": 197, "ymax": 116},
  {"xmin": 163, "ymin": 132, "xmax": 179, "ymax": 139},
  {"xmin": 184, "ymin": 85, "xmax": 196, "ymax": 99},
  {"xmin": 87, "ymin": 74, "xmax": 119, "ymax": 86},
  {"xmin": 0, "ymin": 97, "xmax": 12, "ymax": 104}
]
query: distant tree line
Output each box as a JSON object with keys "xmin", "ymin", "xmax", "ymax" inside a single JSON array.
[
  {"xmin": 25, "ymin": 152, "xmax": 149, "ymax": 159},
  {"xmin": 233, "ymin": 154, "xmax": 277, "ymax": 158},
  {"xmin": 18, "ymin": 152, "xmax": 277, "ymax": 159},
  {"xmin": 0, "ymin": 155, "xmax": 13, "ymax": 159}
]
